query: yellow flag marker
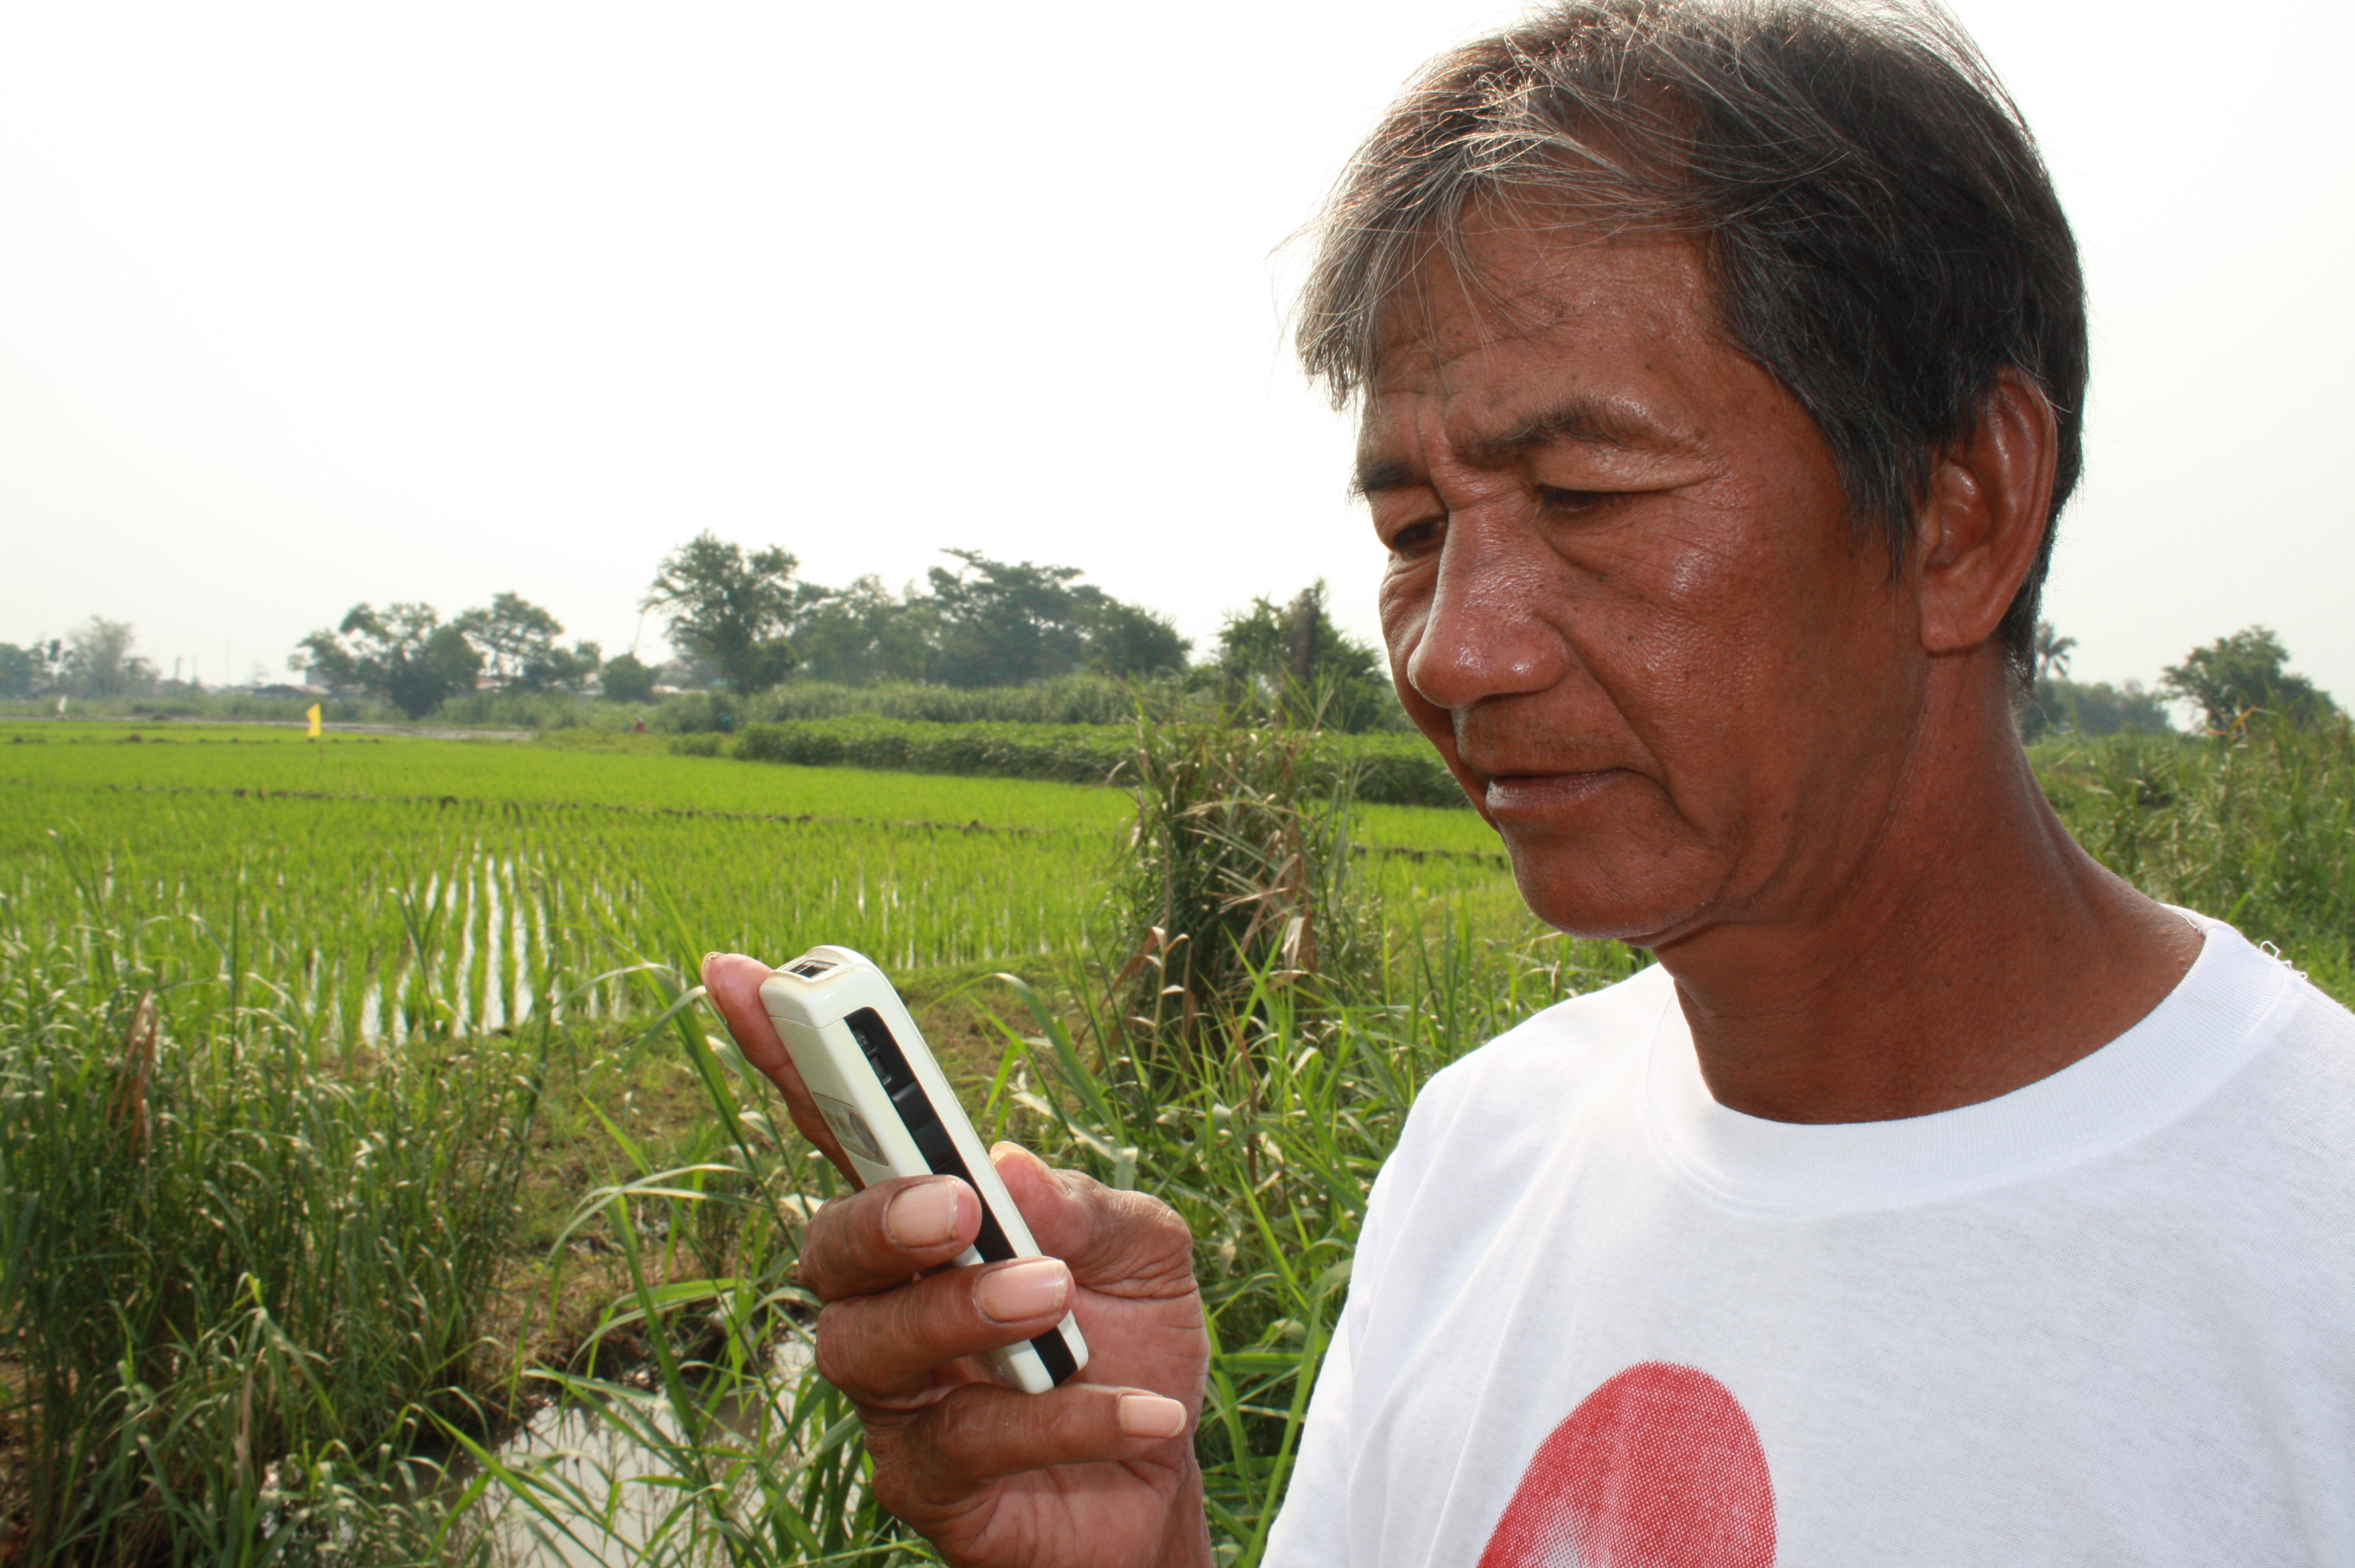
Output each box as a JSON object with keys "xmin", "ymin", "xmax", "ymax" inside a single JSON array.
[{"xmin": 306, "ymin": 702, "xmax": 323, "ymax": 740}]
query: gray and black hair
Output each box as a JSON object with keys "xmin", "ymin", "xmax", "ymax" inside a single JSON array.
[{"xmin": 1296, "ymin": 0, "xmax": 2086, "ymax": 680}]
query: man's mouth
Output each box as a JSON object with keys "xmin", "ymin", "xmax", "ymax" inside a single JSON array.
[{"xmin": 1480, "ymin": 768, "xmax": 1631, "ymax": 821}]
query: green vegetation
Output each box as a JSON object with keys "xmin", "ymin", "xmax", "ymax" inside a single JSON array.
[
  {"xmin": 2021, "ymin": 677, "xmax": 2172, "ymax": 741},
  {"xmin": 2161, "ymin": 625, "xmax": 2342, "ymax": 732},
  {"xmin": 648, "ymin": 537, "xmax": 1190, "ymax": 694},
  {"xmin": 1203, "ymin": 582, "xmax": 1396, "ymax": 734},
  {"xmin": 1, "ymin": 712, "xmax": 2347, "ymax": 1563},
  {"xmin": 2037, "ymin": 721, "xmax": 2355, "ymax": 998},
  {"xmin": 1, "ymin": 920, "xmax": 533, "ymax": 1560},
  {"xmin": 718, "ymin": 717, "xmax": 1462, "ymax": 806},
  {"xmin": 297, "ymin": 602, "xmax": 492, "ymax": 718},
  {"xmin": 646, "ymin": 535, "xmax": 803, "ymax": 696}
]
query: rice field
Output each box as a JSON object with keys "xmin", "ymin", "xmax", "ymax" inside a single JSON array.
[{"xmin": 0, "ymin": 723, "xmax": 1520, "ymax": 1046}]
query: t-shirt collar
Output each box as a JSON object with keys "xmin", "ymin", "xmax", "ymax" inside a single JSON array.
[{"xmin": 1640, "ymin": 912, "xmax": 2299, "ymax": 1215}]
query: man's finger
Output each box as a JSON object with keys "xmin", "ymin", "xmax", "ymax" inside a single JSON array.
[
  {"xmin": 700, "ymin": 950, "xmax": 858, "ymax": 1178},
  {"xmin": 892, "ymin": 1380, "xmax": 1194, "ymax": 1501},
  {"xmin": 992, "ymin": 1143, "xmax": 1198, "ymax": 1297},
  {"xmin": 815, "ymin": 1249, "xmax": 1075, "ymax": 1404},
  {"xmin": 801, "ymin": 1175, "xmax": 984, "ymax": 1302}
]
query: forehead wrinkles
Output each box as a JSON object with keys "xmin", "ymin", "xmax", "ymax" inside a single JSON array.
[
  {"xmin": 1358, "ymin": 244, "xmax": 1717, "ymax": 480},
  {"xmin": 1366, "ymin": 222, "xmax": 1714, "ymax": 403}
]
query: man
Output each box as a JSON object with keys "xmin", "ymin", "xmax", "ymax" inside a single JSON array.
[{"xmin": 705, "ymin": 1, "xmax": 2355, "ymax": 1562}]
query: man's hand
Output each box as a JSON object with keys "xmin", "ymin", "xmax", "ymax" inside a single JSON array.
[{"xmin": 702, "ymin": 953, "xmax": 1215, "ymax": 1568}]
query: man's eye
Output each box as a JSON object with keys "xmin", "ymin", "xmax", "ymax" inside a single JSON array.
[
  {"xmin": 1387, "ymin": 518, "xmax": 1443, "ymax": 553},
  {"xmin": 1537, "ymin": 486, "xmax": 1611, "ymax": 512}
]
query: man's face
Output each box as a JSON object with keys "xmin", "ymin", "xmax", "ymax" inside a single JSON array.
[{"xmin": 1362, "ymin": 220, "xmax": 1928, "ymax": 947}]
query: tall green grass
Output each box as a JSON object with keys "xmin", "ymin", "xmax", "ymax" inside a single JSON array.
[
  {"xmin": 2037, "ymin": 721, "xmax": 2355, "ymax": 995},
  {"xmin": 0, "ymin": 880, "xmax": 541, "ymax": 1563},
  {"xmin": 450, "ymin": 910, "xmax": 1635, "ymax": 1565}
]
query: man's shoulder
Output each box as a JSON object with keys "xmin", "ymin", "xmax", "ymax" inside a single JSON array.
[
  {"xmin": 2210, "ymin": 939, "xmax": 2355, "ymax": 1146},
  {"xmin": 1408, "ymin": 961, "xmax": 1675, "ymax": 1136}
]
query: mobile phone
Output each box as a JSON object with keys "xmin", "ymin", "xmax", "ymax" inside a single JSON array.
[{"xmin": 757, "ymin": 944, "xmax": 1088, "ymax": 1394}]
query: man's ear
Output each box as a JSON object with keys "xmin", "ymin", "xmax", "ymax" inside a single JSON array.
[{"xmin": 1914, "ymin": 368, "xmax": 2058, "ymax": 656}]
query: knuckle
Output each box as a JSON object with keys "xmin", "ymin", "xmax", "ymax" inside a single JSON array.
[
  {"xmin": 1108, "ymin": 1189, "xmax": 1199, "ymax": 1277},
  {"xmin": 1132, "ymin": 1190, "xmax": 1194, "ymax": 1250},
  {"xmin": 810, "ymin": 1301, "xmax": 864, "ymax": 1389},
  {"xmin": 797, "ymin": 1196, "xmax": 860, "ymax": 1296}
]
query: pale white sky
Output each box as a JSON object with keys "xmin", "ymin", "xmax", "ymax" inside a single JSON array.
[{"xmin": 1, "ymin": 1, "xmax": 2347, "ymax": 705}]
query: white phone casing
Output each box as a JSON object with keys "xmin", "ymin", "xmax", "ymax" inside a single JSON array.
[{"xmin": 757, "ymin": 944, "xmax": 1088, "ymax": 1394}]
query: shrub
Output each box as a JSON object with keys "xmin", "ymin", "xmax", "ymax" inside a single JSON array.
[
  {"xmin": 1107, "ymin": 718, "xmax": 1381, "ymax": 1069},
  {"xmin": 0, "ymin": 892, "xmax": 543, "ymax": 1560},
  {"xmin": 727, "ymin": 717, "xmax": 1467, "ymax": 807}
]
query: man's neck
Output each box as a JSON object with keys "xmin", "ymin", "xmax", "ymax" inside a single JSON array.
[{"xmin": 1650, "ymin": 689, "xmax": 2202, "ymax": 1126}]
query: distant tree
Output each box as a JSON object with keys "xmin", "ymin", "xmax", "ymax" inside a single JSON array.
[
  {"xmin": 781, "ymin": 576, "xmax": 932, "ymax": 685},
  {"xmin": 1213, "ymin": 582, "xmax": 1393, "ymax": 729},
  {"xmin": 0, "ymin": 640, "xmax": 60, "ymax": 699},
  {"xmin": 451, "ymin": 593, "xmax": 602, "ymax": 692},
  {"xmin": 2161, "ymin": 626, "xmax": 2339, "ymax": 732},
  {"xmin": 1074, "ymin": 593, "xmax": 1190, "ymax": 678},
  {"xmin": 2020, "ymin": 678, "xmax": 2173, "ymax": 741},
  {"xmin": 61, "ymin": 617, "xmax": 157, "ymax": 698},
  {"xmin": 644, "ymin": 534, "xmax": 799, "ymax": 695},
  {"xmin": 787, "ymin": 554, "xmax": 1183, "ymax": 688},
  {"xmin": 527, "ymin": 640, "xmax": 604, "ymax": 692},
  {"xmin": 294, "ymin": 602, "xmax": 483, "ymax": 718},
  {"xmin": 2032, "ymin": 620, "xmax": 2077, "ymax": 683},
  {"xmin": 924, "ymin": 551, "xmax": 1094, "ymax": 688},
  {"xmin": 598, "ymin": 652, "xmax": 658, "ymax": 704}
]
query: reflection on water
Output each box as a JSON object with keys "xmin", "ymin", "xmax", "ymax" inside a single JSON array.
[{"xmin": 481, "ymin": 1337, "xmax": 818, "ymax": 1567}]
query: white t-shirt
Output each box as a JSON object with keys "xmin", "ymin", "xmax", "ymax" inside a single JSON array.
[{"xmin": 1263, "ymin": 914, "xmax": 2355, "ymax": 1566}]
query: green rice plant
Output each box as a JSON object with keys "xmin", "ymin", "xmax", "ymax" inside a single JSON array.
[{"xmin": 0, "ymin": 877, "xmax": 544, "ymax": 1563}]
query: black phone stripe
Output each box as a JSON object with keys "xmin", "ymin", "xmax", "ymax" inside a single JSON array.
[
  {"xmin": 1029, "ymin": 1326, "xmax": 1079, "ymax": 1383},
  {"xmin": 843, "ymin": 1006, "xmax": 1078, "ymax": 1386}
]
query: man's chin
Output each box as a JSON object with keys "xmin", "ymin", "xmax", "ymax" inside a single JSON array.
[{"xmin": 1506, "ymin": 861, "xmax": 1710, "ymax": 948}]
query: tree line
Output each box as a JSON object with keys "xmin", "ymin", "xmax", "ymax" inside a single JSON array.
[
  {"xmin": 2022, "ymin": 620, "xmax": 2341, "ymax": 740},
  {"xmin": 0, "ymin": 619, "xmax": 154, "ymax": 701},
  {"xmin": 11, "ymin": 551, "xmax": 2338, "ymax": 740},
  {"xmin": 282, "ymin": 535, "xmax": 1392, "ymax": 722}
]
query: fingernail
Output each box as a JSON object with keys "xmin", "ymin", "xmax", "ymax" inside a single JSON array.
[
  {"xmin": 975, "ymin": 1258, "xmax": 1068, "ymax": 1323},
  {"xmin": 700, "ymin": 951, "xmax": 721, "ymax": 978},
  {"xmin": 884, "ymin": 1181, "xmax": 962, "ymax": 1248},
  {"xmin": 991, "ymin": 1142, "xmax": 1049, "ymax": 1178},
  {"xmin": 1117, "ymin": 1393, "xmax": 1188, "ymax": 1439}
]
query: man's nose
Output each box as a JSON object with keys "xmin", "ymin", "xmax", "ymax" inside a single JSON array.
[{"xmin": 1402, "ymin": 514, "xmax": 1567, "ymax": 712}]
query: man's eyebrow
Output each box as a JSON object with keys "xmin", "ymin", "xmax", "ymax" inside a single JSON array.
[
  {"xmin": 1351, "ymin": 397, "xmax": 1695, "ymax": 497},
  {"xmin": 1457, "ymin": 399, "xmax": 1692, "ymax": 467},
  {"xmin": 1350, "ymin": 457, "xmax": 1422, "ymax": 498}
]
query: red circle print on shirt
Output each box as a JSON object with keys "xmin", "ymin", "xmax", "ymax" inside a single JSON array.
[{"xmin": 1477, "ymin": 1361, "xmax": 1775, "ymax": 1568}]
